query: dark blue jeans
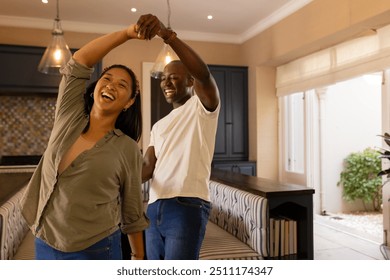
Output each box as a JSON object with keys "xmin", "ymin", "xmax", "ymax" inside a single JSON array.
[
  {"xmin": 145, "ymin": 197, "xmax": 210, "ymax": 260},
  {"xmin": 35, "ymin": 229, "xmax": 122, "ymax": 260}
]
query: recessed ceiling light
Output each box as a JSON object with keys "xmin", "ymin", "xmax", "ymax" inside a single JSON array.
[
  {"xmin": 131, "ymin": 8, "xmax": 137, "ymax": 13},
  {"xmin": 207, "ymin": 15, "xmax": 213, "ymax": 20},
  {"xmin": 42, "ymin": 0, "xmax": 48, "ymax": 3}
]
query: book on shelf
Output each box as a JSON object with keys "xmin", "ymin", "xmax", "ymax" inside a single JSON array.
[
  {"xmin": 269, "ymin": 214, "xmax": 298, "ymax": 258},
  {"xmin": 273, "ymin": 218, "xmax": 280, "ymax": 257},
  {"xmin": 269, "ymin": 218, "xmax": 275, "ymax": 258},
  {"xmin": 280, "ymin": 218, "xmax": 285, "ymax": 257},
  {"xmin": 284, "ymin": 218, "xmax": 289, "ymax": 255},
  {"xmin": 288, "ymin": 219, "xmax": 298, "ymax": 254}
]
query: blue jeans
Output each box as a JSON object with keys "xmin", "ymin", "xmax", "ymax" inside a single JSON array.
[
  {"xmin": 35, "ymin": 229, "xmax": 122, "ymax": 260},
  {"xmin": 145, "ymin": 197, "xmax": 210, "ymax": 260}
]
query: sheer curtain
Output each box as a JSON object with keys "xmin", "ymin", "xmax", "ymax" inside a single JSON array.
[{"xmin": 276, "ymin": 24, "xmax": 390, "ymax": 96}]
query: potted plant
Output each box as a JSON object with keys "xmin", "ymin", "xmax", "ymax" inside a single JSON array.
[{"xmin": 338, "ymin": 147, "xmax": 382, "ymax": 212}]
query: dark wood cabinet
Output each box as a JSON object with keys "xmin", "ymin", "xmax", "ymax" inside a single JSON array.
[
  {"xmin": 210, "ymin": 65, "xmax": 255, "ymax": 175},
  {"xmin": 150, "ymin": 77, "xmax": 172, "ymax": 126},
  {"xmin": 212, "ymin": 161, "xmax": 256, "ymax": 176},
  {"xmin": 0, "ymin": 44, "xmax": 101, "ymax": 96},
  {"xmin": 210, "ymin": 65, "xmax": 248, "ymax": 161}
]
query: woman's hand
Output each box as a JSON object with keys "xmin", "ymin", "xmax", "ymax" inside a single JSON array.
[
  {"xmin": 130, "ymin": 253, "xmax": 144, "ymax": 260},
  {"xmin": 126, "ymin": 24, "xmax": 139, "ymax": 39}
]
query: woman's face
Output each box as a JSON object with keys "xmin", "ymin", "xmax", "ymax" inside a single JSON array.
[{"xmin": 93, "ymin": 67, "xmax": 135, "ymax": 114}]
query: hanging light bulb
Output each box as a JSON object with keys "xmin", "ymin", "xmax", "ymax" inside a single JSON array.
[
  {"xmin": 38, "ymin": 0, "xmax": 72, "ymax": 75},
  {"xmin": 151, "ymin": 41, "xmax": 179, "ymax": 79},
  {"xmin": 150, "ymin": 0, "xmax": 179, "ymax": 79}
]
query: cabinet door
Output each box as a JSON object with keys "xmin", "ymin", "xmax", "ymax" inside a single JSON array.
[
  {"xmin": 210, "ymin": 65, "xmax": 248, "ymax": 161},
  {"xmin": 210, "ymin": 68, "xmax": 228, "ymax": 158},
  {"xmin": 235, "ymin": 163, "xmax": 256, "ymax": 176},
  {"xmin": 150, "ymin": 77, "xmax": 172, "ymax": 126},
  {"xmin": 229, "ymin": 69, "xmax": 248, "ymax": 160},
  {"xmin": 0, "ymin": 45, "xmax": 60, "ymax": 94},
  {"xmin": 212, "ymin": 161, "xmax": 256, "ymax": 176},
  {"xmin": 0, "ymin": 44, "xmax": 101, "ymax": 96}
]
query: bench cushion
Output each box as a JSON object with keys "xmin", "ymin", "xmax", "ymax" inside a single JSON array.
[
  {"xmin": 208, "ymin": 181, "xmax": 268, "ymax": 257},
  {"xmin": 200, "ymin": 221, "xmax": 263, "ymax": 260},
  {"xmin": 0, "ymin": 187, "xmax": 29, "ymax": 260}
]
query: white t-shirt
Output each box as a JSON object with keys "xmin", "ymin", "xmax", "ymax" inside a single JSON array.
[{"xmin": 148, "ymin": 95, "xmax": 220, "ymax": 204}]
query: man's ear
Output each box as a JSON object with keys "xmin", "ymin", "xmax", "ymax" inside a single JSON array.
[{"xmin": 187, "ymin": 76, "xmax": 194, "ymax": 87}]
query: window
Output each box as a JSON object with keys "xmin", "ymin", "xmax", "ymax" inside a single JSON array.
[{"xmin": 284, "ymin": 92, "xmax": 305, "ymax": 173}]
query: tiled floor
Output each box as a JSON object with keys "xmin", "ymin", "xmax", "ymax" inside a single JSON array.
[{"xmin": 314, "ymin": 215, "xmax": 388, "ymax": 260}]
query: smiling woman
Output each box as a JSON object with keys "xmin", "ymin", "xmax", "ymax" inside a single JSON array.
[{"xmin": 18, "ymin": 14, "xmax": 162, "ymax": 260}]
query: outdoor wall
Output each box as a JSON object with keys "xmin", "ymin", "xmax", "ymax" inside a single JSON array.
[{"xmin": 322, "ymin": 75, "xmax": 382, "ymax": 213}]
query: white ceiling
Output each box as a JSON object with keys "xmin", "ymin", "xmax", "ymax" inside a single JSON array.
[{"xmin": 0, "ymin": 0, "xmax": 313, "ymax": 44}]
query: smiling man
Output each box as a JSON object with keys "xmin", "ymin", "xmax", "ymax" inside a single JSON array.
[{"xmin": 141, "ymin": 14, "xmax": 220, "ymax": 260}]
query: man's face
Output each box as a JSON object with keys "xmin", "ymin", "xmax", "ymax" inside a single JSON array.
[{"xmin": 160, "ymin": 61, "xmax": 193, "ymax": 107}]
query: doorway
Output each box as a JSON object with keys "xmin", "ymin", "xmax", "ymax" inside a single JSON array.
[
  {"xmin": 279, "ymin": 72, "xmax": 384, "ymax": 242},
  {"xmin": 150, "ymin": 77, "xmax": 172, "ymax": 126}
]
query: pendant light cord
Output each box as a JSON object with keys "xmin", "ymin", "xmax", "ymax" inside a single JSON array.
[
  {"xmin": 56, "ymin": 0, "xmax": 60, "ymax": 21},
  {"xmin": 167, "ymin": 0, "xmax": 171, "ymax": 29},
  {"xmin": 53, "ymin": 0, "xmax": 63, "ymax": 34}
]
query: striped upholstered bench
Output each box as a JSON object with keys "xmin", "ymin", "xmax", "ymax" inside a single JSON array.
[
  {"xmin": 0, "ymin": 186, "xmax": 35, "ymax": 260},
  {"xmin": 199, "ymin": 181, "xmax": 268, "ymax": 260},
  {"xmin": 1, "ymin": 181, "xmax": 268, "ymax": 260}
]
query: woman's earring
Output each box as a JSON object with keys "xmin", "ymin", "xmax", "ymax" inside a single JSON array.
[
  {"xmin": 90, "ymin": 92, "xmax": 94, "ymax": 99},
  {"xmin": 123, "ymin": 107, "xmax": 128, "ymax": 112}
]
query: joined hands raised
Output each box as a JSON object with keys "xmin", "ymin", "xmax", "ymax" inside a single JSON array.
[{"xmin": 127, "ymin": 14, "xmax": 172, "ymax": 41}]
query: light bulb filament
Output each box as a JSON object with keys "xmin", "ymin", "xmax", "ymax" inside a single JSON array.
[
  {"xmin": 54, "ymin": 49, "xmax": 62, "ymax": 62},
  {"xmin": 165, "ymin": 52, "xmax": 173, "ymax": 64}
]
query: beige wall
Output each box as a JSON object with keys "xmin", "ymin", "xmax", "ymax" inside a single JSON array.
[{"xmin": 2, "ymin": 0, "xmax": 390, "ymax": 181}]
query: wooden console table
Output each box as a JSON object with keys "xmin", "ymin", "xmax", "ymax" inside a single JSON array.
[{"xmin": 210, "ymin": 169, "xmax": 315, "ymax": 260}]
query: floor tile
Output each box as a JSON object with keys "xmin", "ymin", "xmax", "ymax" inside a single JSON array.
[{"xmin": 314, "ymin": 218, "xmax": 385, "ymax": 260}]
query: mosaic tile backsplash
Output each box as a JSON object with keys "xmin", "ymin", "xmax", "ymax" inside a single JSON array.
[{"xmin": 0, "ymin": 96, "xmax": 57, "ymax": 156}]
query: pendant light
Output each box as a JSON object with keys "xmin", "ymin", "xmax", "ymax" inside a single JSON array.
[
  {"xmin": 150, "ymin": 0, "xmax": 179, "ymax": 79},
  {"xmin": 38, "ymin": 0, "xmax": 72, "ymax": 75}
]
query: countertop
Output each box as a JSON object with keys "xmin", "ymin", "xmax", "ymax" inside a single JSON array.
[{"xmin": 210, "ymin": 168, "xmax": 315, "ymax": 198}]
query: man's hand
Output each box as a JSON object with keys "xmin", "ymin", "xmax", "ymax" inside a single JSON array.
[{"xmin": 134, "ymin": 14, "xmax": 162, "ymax": 40}]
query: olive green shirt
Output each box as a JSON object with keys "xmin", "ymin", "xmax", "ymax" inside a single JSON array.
[{"xmin": 20, "ymin": 59, "xmax": 149, "ymax": 252}]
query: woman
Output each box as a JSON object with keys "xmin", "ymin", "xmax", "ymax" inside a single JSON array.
[{"xmin": 20, "ymin": 15, "xmax": 160, "ymax": 260}]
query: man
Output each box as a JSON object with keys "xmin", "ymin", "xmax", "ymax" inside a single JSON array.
[{"xmin": 140, "ymin": 14, "xmax": 220, "ymax": 260}]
